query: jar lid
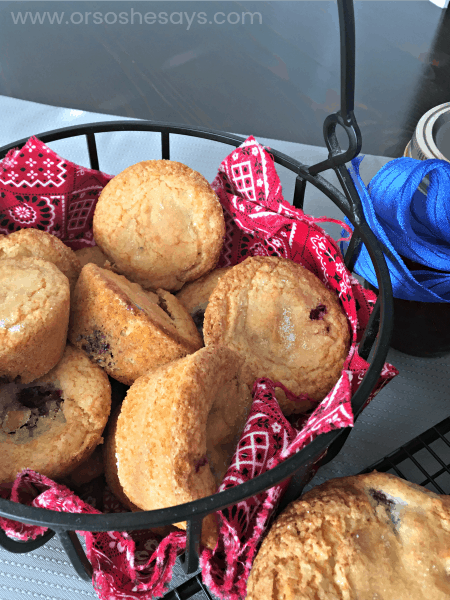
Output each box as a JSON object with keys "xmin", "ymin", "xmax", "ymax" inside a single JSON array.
[
  {"xmin": 403, "ymin": 102, "xmax": 450, "ymax": 194},
  {"xmin": 411, "ymin": 101, "xmax": 450, "ymax": 162}
]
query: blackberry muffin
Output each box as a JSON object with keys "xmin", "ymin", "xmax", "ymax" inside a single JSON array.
[
  {"xmin": 69, "ymin": 263, "xmax": 203, "ymax": 385},
  {"xmin": 0, "ymin": 228, "xmax": 81, "ymax": 293},
  {"xmin": 176, "ymin": 267, "xmax": 232, "ymax": 336},
  {"xmin": 247, "ymin": 471, "xmax": 450, "ymax": 600},
  {"xmin": 0, "ymin": 343, "xmax": 111, "ymax": 484},
  {"xmin": 0, "ymin": 256, "xmax": 70, "ymax": 384},
  {"xmin": 114, "ymin": 346, "xmax": 252, "ymax": 549},
  {"xmin": 93, "ymin": 160, "xmax": 225, "ymax": 292},
  {"xmin": 203, "ymin": 256, "xmax": 350, "ymax": 415}
]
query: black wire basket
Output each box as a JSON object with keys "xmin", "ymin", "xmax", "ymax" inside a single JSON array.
[{"xmin": 0, "ymin": 0, "xmax": 394, "ymax": 596}]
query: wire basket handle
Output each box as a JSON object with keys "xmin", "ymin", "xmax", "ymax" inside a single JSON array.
[{"xmin": 308, "ymin": 0, "xmax": 362, "ymax": 183}]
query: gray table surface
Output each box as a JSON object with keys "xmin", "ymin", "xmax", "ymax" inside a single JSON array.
[
  {"xmin": 0, "ymin": 95, "xmax": 449, "ymax": 600},
  {"xmin": 1, "ymin": 0, "xmax": 449, "ymax": 159}
]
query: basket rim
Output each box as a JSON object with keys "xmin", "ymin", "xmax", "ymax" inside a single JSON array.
[{"xmin": 0, "ymin": 120, "xmax": 365, "ymax": 226}]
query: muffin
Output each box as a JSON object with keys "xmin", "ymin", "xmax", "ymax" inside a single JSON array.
[
  {"xmin": 75, "ymin": 245, "xmax": 108, "ymax": 269},
  {"xmin": 176, "ymin": 267, "xmax": 232, "ymax": 335},
  {"xmin": 247, "ymin": 471, "xmax": 450, "ymax": 600},
  {"xmin": 103, "ymin": 406, "xmax": 140, "ymax": 512},
  {"xmin": 69, "ymin": 263, "xmax": 203, "ymax": 385},
  {"xmin": 103, "ymin": 405, "xmax": 180, "ymax": 537},
  {"xmin": 93, "ymin": 160, "xmax": 225, "ymax": 291},
  {"xmin": 0, "ymin": 256, "xmax": 70, "ymax": 384},
  {"xmin": 0, "ymin": 229, "xmax": 81, "ymax": 293},
  {"xmin": 114, "ymin": 346, "xmax": 252, "ymax": 549},
  {"xmin": 0, "ymin": 343, "xmax": 111, "ymax": 484},
  {"xmin": 203, "ymin": 256, "xmax": 350, "ymax": 415}
]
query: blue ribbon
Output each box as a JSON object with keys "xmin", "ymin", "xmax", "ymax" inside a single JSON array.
[{"xmin": 341, "ymin": 155, "xmax": 450, "ymax": 302}]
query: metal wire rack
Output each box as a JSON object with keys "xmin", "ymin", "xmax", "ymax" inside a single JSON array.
[
  {"xmin": 165, "ymin": 573, "xmax": 214, "ymax": 600},
  {"xmin": 0, "ymin": 0, "xmax": 395, "ymax": 596},
  {"xmin": 360, "ymin": 416, "xmax": 450, "ymax": 494}
]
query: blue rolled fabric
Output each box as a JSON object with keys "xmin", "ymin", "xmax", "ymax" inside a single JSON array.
[{"xmin": 341, "ymin": 155, "xmax": 450, "ymax": 302}]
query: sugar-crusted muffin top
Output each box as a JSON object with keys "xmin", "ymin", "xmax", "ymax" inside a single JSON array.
[
  {"xmin": 203, "ymin": 256, "xmax": 350, "ymax": 413},
  {"xmin": 0, "ymin": 229, "xmax": 81, "ymax": 292},
  {"xmin": 93, "ymin": 160, "xmax": 225, "ymax": 291},
  {"xmin": 0, "ymin": 256, "xmax": 70, "ymax": 342},
  {"xmin": 247, "ymin": 471, "xmax": 450, "ymax": 600}
]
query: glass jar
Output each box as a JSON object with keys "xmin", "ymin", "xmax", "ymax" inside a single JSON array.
[{"xmin": 365, "ymin": 254, "xmax": 450, "ymax": 357}]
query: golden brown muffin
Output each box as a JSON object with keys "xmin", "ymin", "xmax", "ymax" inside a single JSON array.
[
  {"xmin": 176, "ymin": 267, "xmax": 232, "ymax": 335},
  {"xmin": 247, "ymin": 471, "xmax": 450, "ymax": 600},
  {"xmin": 203, "ymin": 256, "xmax": 350, "ymax": 415},
  {"xmin": 115, "ymin": 346, "xmax": 252, "ymax": 549},
  {"xmin": 0, "ymin": 343, "xmax": 111, "ymax": 484},
  {"xmin": 69, "ymin": 263, "xmax": 203, "ymax": 385},
  {"xmin": 0, "ymin": 256, "xmax": 70, "ymax": 384},
  {"xmin": 92, "ymin": 160, "xmax": 225, "ymax": 292},
  {"xmin": 0, "ymin": 229, "xmax": 81, "ymax": 293},
  {"xmin": 75, "ymin": 246, "xmax": 108, "ymax": 269},
  {"xmin": 103, "ymin": 405, "xmax": 180, "ymax": 537}
]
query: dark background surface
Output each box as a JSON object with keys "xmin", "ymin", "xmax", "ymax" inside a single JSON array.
[{"xmin": 0, "ymin": 1, "xmax": 449, "ymax": 157}]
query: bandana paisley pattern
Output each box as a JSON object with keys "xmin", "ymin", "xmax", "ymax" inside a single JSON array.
[{"xmin": 0, "ymin": 136, "xmax": 112, "ymax": 249}]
